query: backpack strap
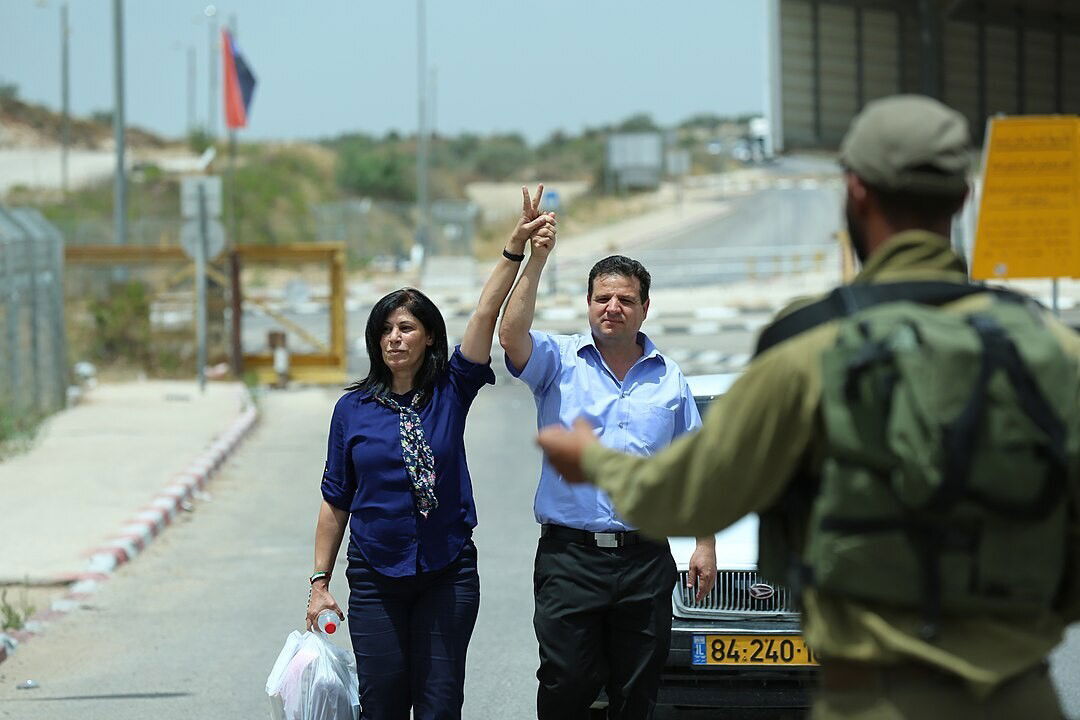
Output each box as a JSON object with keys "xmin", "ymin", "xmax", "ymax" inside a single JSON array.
[{"xmin": 753, "ymin": 281, "xmax": 1032, "ymax": 358}]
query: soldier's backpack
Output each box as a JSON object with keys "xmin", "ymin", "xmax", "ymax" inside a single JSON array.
[{"xmin": 754, "ymin": 282, "xmax": 1080, "ymax": 640}]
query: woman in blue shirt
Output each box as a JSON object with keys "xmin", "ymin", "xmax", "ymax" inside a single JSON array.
[{"xmin": 305, "ymin": 186, "xmax": 554, "ymax": 720}]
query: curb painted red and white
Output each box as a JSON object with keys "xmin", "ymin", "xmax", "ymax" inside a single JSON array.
[{"xmin": 0, "ymin": 392, "xmax": 259, "ymax": 666}]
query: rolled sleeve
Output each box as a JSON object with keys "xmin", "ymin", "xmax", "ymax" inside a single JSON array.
[
  {"xmin": 505, "ymin": 330, "xmax": 562, "ymax": 394},
  {"xmin": 675, "ymin": 376, "xmax": 703, "ymax": 435},
  {"xmin": 320, "ymin": 394, "xmax": 355, "ymax": 511},
  {"xmin": 447, "ymin": 345, "xmax": 496, "ymax": 407}
]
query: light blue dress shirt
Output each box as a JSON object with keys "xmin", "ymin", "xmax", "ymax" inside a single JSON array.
[{"xmin": 507, "ymin": 330, "xmax": 702, "ymax": 532}]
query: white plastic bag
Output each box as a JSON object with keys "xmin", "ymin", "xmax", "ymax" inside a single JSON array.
[{"xmin": 266, "ymin": 630, "xmax": 360, "ymax": 720}]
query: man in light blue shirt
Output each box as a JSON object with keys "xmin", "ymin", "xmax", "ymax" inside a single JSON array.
[{"xmin": 500, "ymin": 235, "xmax": 717, "ymax": 719}]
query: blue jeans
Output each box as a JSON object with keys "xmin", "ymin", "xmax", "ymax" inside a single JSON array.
[{"xmin": 346, "ymin": 540, "xmax": 480, "ymax": 720}]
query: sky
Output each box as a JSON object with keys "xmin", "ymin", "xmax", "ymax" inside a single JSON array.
[{"xmin": 1, "ymin": 1, "xmax": 768, "ymax": 144}]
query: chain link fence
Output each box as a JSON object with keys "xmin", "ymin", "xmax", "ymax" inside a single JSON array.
[{"xmin": 0, "ymin": 207, "xmax": 68, "ymax": 422}]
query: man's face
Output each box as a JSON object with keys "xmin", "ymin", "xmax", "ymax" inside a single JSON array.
[{"xmin": 587, "ymin": 273, "xmax": 649, "ymax": 343}]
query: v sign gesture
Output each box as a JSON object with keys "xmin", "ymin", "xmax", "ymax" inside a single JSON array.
[
  {"xmin": 509, "ymin": 184, "xmax": 556, "ymax": 254},
  {"xmin": 459, "ymin": 183, "xmax": 554, "ymax": 366}
]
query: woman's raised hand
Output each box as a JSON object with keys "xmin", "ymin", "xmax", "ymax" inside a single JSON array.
[{"xmin": 509, "ymin": 184, "xmax": 556, "ymax": 254}]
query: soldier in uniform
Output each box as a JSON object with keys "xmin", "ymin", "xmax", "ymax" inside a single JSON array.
[{"xmin": 535, "ymin": 95, "xmax": 1080, "ymax": 719}]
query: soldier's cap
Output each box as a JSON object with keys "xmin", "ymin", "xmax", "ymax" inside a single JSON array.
[{"xmin": 839, "ymin": 94, "xmax": 971, "ymax": 197}]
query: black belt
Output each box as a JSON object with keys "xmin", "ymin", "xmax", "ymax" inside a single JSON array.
[{"xmin": 540, "ymin": 524, "xmax": 643, "ymax": 548}]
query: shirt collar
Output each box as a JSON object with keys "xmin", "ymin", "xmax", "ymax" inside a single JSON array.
[
  {"xmin": 852, "ymin": 230, "xmax": 968, "ymax": 285},
  {"xmin": 576, "ymin": 330, "xmax": 666, "ymax": 367}
]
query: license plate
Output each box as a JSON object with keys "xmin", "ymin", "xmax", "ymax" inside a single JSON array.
[{"xmin": 691, "ymin": 634, "xmax": 819, "ymax": 666}]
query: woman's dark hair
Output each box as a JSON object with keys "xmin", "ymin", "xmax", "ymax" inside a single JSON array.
[
  {"xmin": 346, "ymin": 287, "xmax": 448, "ymax": 401},
  {"xmin": 587, "ymin": 255, "xmax": 651, "ymax": 303}
]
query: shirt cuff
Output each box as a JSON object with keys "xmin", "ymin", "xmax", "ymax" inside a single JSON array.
[
  {"xmin": 450, "ymin": 346, "xmax": 496, "ymax": 386},
  {"xmin": 321, "ymin": 481, "xmax": 353, "ymax": 512},
  {"xmin": 504, "ymin": 330, "xmax": 552, "ymax": 388}
]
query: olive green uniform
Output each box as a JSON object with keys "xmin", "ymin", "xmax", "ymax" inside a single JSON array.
[{"xmin": 581, "ymin": 231, "xmax": 1080, "ymax": 718}]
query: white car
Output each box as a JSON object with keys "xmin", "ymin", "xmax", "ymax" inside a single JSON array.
[{"xmin": 659, "ymin": 373, "xmax": 817, "ymax": 713}]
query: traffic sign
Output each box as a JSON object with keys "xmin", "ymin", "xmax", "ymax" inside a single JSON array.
[
  {"xmin": 181, "ymin": 176, "xmax": 223, "ymax": 219},
  {"xmin": 971, "ymin": 116, "xmax": 1080, "ymax": 279},
  {"xmin": 180, "ymin": 219, "xmax": 226, "ymax": 260},
  {"xmin": 541, "ymin": 190, "xmax": 560, "ymax": 213}
]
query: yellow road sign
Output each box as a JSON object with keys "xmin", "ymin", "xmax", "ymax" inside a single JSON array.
[{"xmin": 972, "ymin": 116, "xmax": 1080, "ymax": 280}]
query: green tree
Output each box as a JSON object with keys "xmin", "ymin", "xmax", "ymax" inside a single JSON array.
[
  {"xmin": 615, "ymin": 113, "xmax": 660, "ymax": 132},
  {"xmin": 336, "ymin": 139, "xmax": 416, "ymax": 201},
  {"xmin": 187, "ymin": 127, "xmax": 214, "ymax": 154}
]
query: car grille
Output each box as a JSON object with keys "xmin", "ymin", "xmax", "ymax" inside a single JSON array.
[{"xmin": 674, "ymin": 569, "xmax": 797, "ymax": 617}]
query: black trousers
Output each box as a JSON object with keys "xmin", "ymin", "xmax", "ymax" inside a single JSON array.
[
  {"xmin": 533, "ymin": 535, "xmax": 677, "ymax": 720},
  {"xmin": 346, "ymin": 541, "xmax": 480, "ymax": 720}
]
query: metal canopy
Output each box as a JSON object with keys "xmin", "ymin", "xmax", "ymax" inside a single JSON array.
[{"xmin": 772, "ymin": 0, "xmax": 1080, "ymax": 149}]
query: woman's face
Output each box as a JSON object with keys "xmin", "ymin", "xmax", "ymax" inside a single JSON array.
[{"xmin": 381, "ymin": 306, "xmax": 432, "ymax": 382}]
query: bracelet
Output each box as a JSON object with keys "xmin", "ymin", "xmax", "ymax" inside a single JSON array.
[
  {"xmin": 309, "ymin": 571, "xmax": 331, "ymax": 585},
  {"xmin": 502, "ymin": 248, "xmax": 526, "ymax": 262}
]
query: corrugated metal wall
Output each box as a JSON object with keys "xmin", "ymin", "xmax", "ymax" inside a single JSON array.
[
  {"xmin": 779, "ymin": 0, "xmax": 816, "ymax": 147},
  {"xmin": 776, "ymin": 0, "xmax": 1080, "ymax": 148}
]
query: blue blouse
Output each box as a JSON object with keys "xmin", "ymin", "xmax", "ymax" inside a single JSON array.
[{"xmin": 321, "ymin": 348, "xmax": 495, "ymax": 577}]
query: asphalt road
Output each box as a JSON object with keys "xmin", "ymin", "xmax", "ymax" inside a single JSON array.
[
  {"xmin": 555, "ymin": 186, "xmax": 842, "ymax": 292},
  {"xmin": 0, "ymin": 383, "xmax": 544, "ymax": 720}
]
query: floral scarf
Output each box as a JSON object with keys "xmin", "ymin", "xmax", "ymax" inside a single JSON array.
[{"xmin": 374, "ymin": 390, "xmax": 438, "ymax": 518}]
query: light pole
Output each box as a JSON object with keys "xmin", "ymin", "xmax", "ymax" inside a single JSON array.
[
  {"xmin": 60, "ymin": 1, "xmax": 70, "ymax": 195},
  {"xmin": 187, "ymin": 46, "xmax": 196, "ymax": 134},
  {"xmin": 112, "ymin": 0, "xmax": 127, "ymax": 246},
  {"xmin": 414, "ymin": 0, "xmax": 429, "ymax": 263}
]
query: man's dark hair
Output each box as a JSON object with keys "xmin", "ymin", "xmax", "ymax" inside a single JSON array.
[
  {"xmin": 587, "ymin": 255, "xmax": 651, "ymax": 303},
  {"xmin": 346, "ymin": 287, "xmax": 448, "ymax": 401},
  {"xmin": 868, "ymin": 182, "xmax": 968, "ymax": 230}
]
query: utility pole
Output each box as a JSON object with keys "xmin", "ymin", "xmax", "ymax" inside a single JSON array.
[
  {"xmin": 414, "ymin": 0, "xmax": 429, "ymax": 262},
  {"xmin": 206, "ymin": 4, "xmax": 218, "ymax": 138},
  {"xmin": 112, "ymin": 0, "xmax": 127, "ymax": 246},
  {"xmin": 187, "ymin": 46, "xmax": 196, "ymax": 133},
  {"xmin": 60, "ymin": 2, "xmax": 70, "ymax": 195},
  {"xmin": 430, "ymin": 66, "xmax": 438, "ymax": 140}
]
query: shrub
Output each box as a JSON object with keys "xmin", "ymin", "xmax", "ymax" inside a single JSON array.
[{"xmin": 89, "ymin": 281, "xmax": 151, "ymax": 365}]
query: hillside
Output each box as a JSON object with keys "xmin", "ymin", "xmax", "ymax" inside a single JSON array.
[{"xmin": 0, "ymin": 94, "xmax": 169, "ymax": 151}]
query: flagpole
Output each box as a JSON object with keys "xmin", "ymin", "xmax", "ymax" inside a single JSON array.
[
  {"xmin": 227, "ymin": 16, "xmax": 239, "ymax": 247},
  {"xmin": 226, "ymin": 17, "xmax": 243, "ymax": 378}
]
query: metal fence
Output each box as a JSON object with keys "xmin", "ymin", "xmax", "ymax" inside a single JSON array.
[{"xmin": 0, "ymin": 207, "xmax": 69, "ymax": 418}]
